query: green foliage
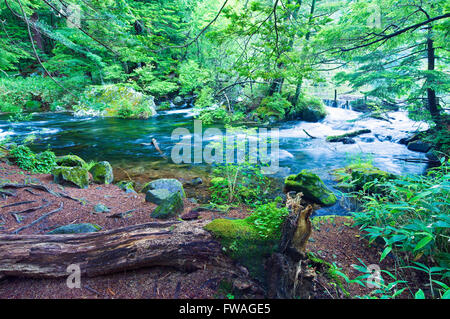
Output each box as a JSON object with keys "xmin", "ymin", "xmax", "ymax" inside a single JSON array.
[
  {"xmin": 351, "ymin": 161, "xmax": 449, "ymax": 265},
  {"xmin": 145, "ymin": 80, "xmax": 179, "ymax": 98},
  {"xmin": 194, "ymin": 86, "xmax": 215, "ymax": 108},
  {"xmin": 196, "ymin": 107, "xmax": 245, "ymax": 125},
  {"xmin": 0, "ymin": 77, "xmax": 72, "ymax": 114},
  {"xmin": 255, "ymin": 93, "xmax": 291, "ymax": 122},
  {"xmin": 9, "ymin": 145, "xmax": 56, "ymax": 174},
  {"xmin": 179, "ymin": 60, "xmax": 211, "ymax": 95},
  {"xmin": 246, "ymin": 197, "xmax": 288, "ymax": 239},
  {"xmin": 209, "ymin": 162, "xmax": 271, "ymax": 207}
]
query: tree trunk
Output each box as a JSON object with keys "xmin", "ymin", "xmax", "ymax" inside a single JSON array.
[
  {"xmin": 30, "ymin": 12, "xmax": 45, "ymax": 53},
  {"xmin": 0, "ymin": 220, "xmax": 232, "ymax": 279},
  {"xmin": 292, "ymin": 0, "xmax": 316, "ymax": 107},
  {"xmin": 426, "ymin": 37, "xmax": 440, "ymax": 123}
]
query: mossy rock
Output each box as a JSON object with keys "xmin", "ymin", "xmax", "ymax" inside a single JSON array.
[
  {"xmin": 55, "ymin": 155, "xmax": 86, "ymax": 167},
  {"xmin": 285, "ymin": 170, "xmax": 337, "ymax": 206},
  {"xmin": 204, "ymin": 218, "xmax": 278, "ymax": 282},
  {"xmin": 75, "ymin": 84, "xmax": 156, "ymax": 119},
  {"xmin": 141, "ymin": 178, "xmax": 185, "ymax": 198},
  {"xmin": 332, "ymin": 162, "xmax": 397, "ymax": 191},
  {"xmin": 47, "ymin": 223, "xmax": 101, "ymax": 234},
  {"xmin": 52, "ymin": 166, "xmax": 90, "ymax": 189},
  {"xmin": 145, "ymin": 188, "xmax": 172, "ymax": 205},
  {"xmin": 117, "ymin": 180, "xmax": 135, "ymax": 193},
  {"xmin": 89, "ymin": 161, "xmax": 113, "ymax": 184},
  {"xmin": 151, "ymin": 192, "xmax": 184, "ymax": 219}
]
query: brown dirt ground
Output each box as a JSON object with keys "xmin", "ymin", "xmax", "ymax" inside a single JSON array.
[{"xmin": 0, "ymin": 161, "xmax": 426, "ymax": 299}]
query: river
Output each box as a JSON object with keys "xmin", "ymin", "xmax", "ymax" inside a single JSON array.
[{"xmin": 0, "ymin": 105, "xmax": 428, "ymax": 215}]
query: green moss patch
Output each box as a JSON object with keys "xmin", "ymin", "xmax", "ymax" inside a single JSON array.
[
  {"xmin": 204, "ymin": 218, "xmax": 278, "ymax": 282},
  {"xmin": 284, "ymin": 170, "xmax": 337, "ymax": 206}
]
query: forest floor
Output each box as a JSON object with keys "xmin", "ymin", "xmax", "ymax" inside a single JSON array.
[{"xmin": 0, "ymin": 161, "xmax": 427, "ymax": 299}]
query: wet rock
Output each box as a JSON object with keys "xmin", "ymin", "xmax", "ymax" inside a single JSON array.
[
  {"xmin": 89, "ymin": 161, "xmax": 114, "ymax": 184},
  {"xmin": 47, "ymin": 223, "xmax": 101, "ymax": 234},
  {"xmin": 284, "ymin": 170, "xmax": 337, "ymax": 206},
  {"xmin": 145, "ymin": 188, "xmax": 172, "ymax": 205},
  {"xmin": 52, "ymin": 166, "xmax": 90, "ymax": 189},
  {"xmin": 425, "ymin": 150, "xmax": 439, "ymax": 162},
  {"xmin": 141, "ymin": 178, "xmax": 185, "ymax": 198},
  {"xmin": 360, "ymin": 137, "xmax": 375, "ymax": 143},
  {"xmin": 342, "ymin": 137, "xmax": 356, "ymax": 144},
  {"xmin": 407, "ymin": 141, "xmax": 432, "ymax": 153},
  {"xmin": 374, "ymin": 134, "xmax": 393, "ymax": 142},
  {"xmin": 151, "ymin": 192, "xmax": 184, "ymax": 219},
  {"xmin": 173, "ymin": 96, "xmax": 184, "ymax": 106},
  {"xmin": 56, "ymin": 155, "xmax": 86, "ymax": 167}
]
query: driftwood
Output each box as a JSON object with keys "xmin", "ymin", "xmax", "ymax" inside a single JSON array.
[{"xmin": 0, "ymin": 220, "xmax": 232, "ymax": 279}]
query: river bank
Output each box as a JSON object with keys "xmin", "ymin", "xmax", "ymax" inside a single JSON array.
[{"xmin": 0, "ymin": 158, "xmax": 431, "ymax": 299}]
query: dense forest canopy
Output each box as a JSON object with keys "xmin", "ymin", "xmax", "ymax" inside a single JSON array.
[{"xmin": 0, "ymin": 0, "xmax": 448, "ymax": 124}]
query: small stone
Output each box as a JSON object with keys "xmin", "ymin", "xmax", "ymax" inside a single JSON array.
[
  {"xmin": 187, "ymin": 177, "xmax": 203, "ymax": 186},
  {"xmin": 180, "ymin": 209, "xmax": 200, "ymax": 221},
  {"xmin": 94, "ymin": 203, "xmax": 110, "ymax": 213}
]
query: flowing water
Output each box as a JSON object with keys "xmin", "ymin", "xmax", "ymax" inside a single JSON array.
[{"xmin": 0, "ymin": 105, "xmax": 429, "ymax": 215}]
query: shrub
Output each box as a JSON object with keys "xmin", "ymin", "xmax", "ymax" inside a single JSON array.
[
  {"xmin": 348, "ymin": 159, "xmax": 450, "ymax": 298},
  {"xmin": 178, "ymin": 60, "xmax": 210, "ymax": 95},
  {"xmin": 246, "ymin": 197, "xmax": 288, "ymax": 239},
  {"xmin": 9, "ymin": 145, "xmax": 57, "ymax": 173},
  {"xmin": 209, "ymin": 161, "xmax": 271, "ymax": 207},
  {"xmin": 254, "ymin": 93, "xmax": 291, "ymax": 121}
]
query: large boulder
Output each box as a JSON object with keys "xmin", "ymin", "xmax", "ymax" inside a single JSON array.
[
  {"xmin": 284, "ymin": 170, "xmax": 337, "ymax": 206},
  {"xmin": 145, "ymin": 188, "xmax": 172, "ymax": 205},
  {"xmin": 55, "ymin": 155, "xmax": 86, "ymax": 167},
  {"xmin": 52, "ymin": 166, "xmax": 90, "ymax": 189},
  {"xmin": 407, "ymin": 141, "xmax": 432, "ymax": 153},
  {"xmin": 141, "ymin": 178, "xmax": 185, "ymax": 198},
  {"xmin": 75, "ymin": 84, "xmax": 157, "ymax": 119},
  {"xmin": 151, "ymin": 192, "xmax": 184, "ymax": 219},
  {"xmin": 47, "ymin": 223, "xmax": 101, "ymax": 234},
  {"xmin": 333, "ymin": 162, "xmax": 397, "ymax": 192},
  {"xmin": 89, "ymin": 161, "xmax": 114, "ymax": 184}
]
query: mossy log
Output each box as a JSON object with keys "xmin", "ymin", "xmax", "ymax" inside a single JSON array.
[{"xmin": 0, "ymin": 220, "xmax": 233, "ymax": 279}]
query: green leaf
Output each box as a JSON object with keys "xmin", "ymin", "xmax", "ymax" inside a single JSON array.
[
  {"xmin": 415, "ymin": 289, "xmax": 425, "ymax": 299},
  {"xmin": 413, "ymin": 236, "xmax": 433, "ymax": 252},
  {"xmin": 380, "ymin": 246, "xmax": 392, "ymax": 262}
]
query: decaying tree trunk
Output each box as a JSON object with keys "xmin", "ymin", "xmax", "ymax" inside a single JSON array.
[
  {"xmin": 265, "ymin": 193, "xmax": 323, "ymax": 299},
  {"xmin": 0, "ymin": 220, "xmax": 233, "ymax": 279}
]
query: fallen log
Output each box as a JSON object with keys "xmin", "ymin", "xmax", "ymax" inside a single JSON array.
[{"xmin": 0, "ymin": 220, "xmax": 231, "ymax": 279}]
